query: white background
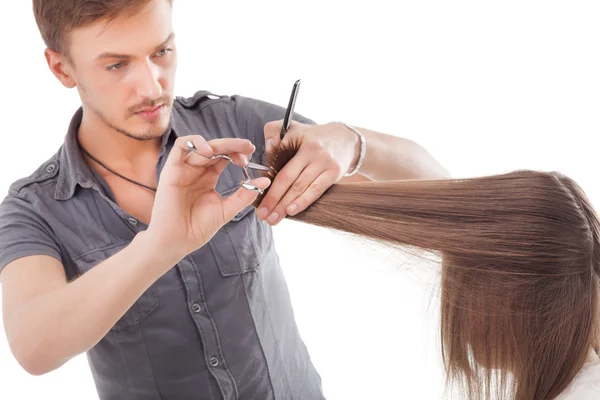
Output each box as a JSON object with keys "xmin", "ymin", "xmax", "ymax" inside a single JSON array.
[{"xmin": 1, "ymin": 1, "xmax": 599, "ymax": 399}]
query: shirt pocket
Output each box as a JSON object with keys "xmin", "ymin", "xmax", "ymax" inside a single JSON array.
[
  {"xmin": 72, "ymin": 241, "xmax": 159, "ymax": 332},
  {"xmin": 210, "ymin": 186, "xmax": 270, "ymax": 277}
]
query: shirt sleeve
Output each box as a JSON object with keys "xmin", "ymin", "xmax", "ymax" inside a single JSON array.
[{"xmin": 0, "ymin": 192, "xmax": 62, "ymax": 275}]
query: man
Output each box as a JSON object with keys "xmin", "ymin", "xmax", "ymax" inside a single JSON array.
[{"xmin": 0, "ymin": 0, "xmax": 449, "ymax": 399}]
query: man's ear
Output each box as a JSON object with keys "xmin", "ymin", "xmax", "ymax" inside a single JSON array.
[{"xmin": 44, "ymin": 48, "xmax": 76, "ymax": 89}]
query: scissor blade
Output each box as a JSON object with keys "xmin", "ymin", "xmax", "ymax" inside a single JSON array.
[{"xmin": 246, "ymin": 161, "xmax": 273, "ymax": 171}]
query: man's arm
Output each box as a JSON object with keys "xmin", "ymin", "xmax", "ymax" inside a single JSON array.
[
  {"xmin": 256, "ymin": 119, "xmax": 451, "ymax": 224},
  {"xmin": 337, "ymin": 126, "xmax": 451, "ymax": 183},
  {"xmin": 231, "ymin": 94, "xmax": 449, "ymax": 182},
  {"xmin": 0, "ymin": 136, "xmax": 266, "ymax": 377},
  {"xmin": 1, "ymin": 231, "xmax": 178, "ymax": 376}
]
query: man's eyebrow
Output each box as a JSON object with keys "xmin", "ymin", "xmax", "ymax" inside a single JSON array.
[{"xmin": 94, "ymin": 32, "xmax": 175, "ymax": 61}]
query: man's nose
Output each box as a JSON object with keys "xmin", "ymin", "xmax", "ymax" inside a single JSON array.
[{"xmin": 135, "ymin": 61, "xmax": 163, "ymax": 100}]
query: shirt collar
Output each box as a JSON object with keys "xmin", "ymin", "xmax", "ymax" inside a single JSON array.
[{"xmin": 54, "ymin": 106, "xmax": 185, "ymax": 200}]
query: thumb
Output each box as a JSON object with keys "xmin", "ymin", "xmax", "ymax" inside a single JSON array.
[
  {"xmin": 222, "ymin": 177, "xmax": 272, "ymax": 221},
  {"xmin": 263, "ymin": 120, "xmax": 283, "ymax": 153}
]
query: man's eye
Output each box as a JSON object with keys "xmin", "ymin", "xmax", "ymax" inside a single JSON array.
[
  {"xmin": 156, "ymin": 48, "xmax": 173, "ymax": 57},
  {"xmin": 106, "ymin": 62, "xmax": 126, "ymax": 71}
]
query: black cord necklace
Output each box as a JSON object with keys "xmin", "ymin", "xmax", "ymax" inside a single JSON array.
[{"xmin": 78, "ymin": 143, "xmax": 158, "ymax": 192}]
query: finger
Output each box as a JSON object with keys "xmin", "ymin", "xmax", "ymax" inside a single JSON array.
[
  {"xmin": 284, "ymin": 171, "xmax": 337, "ymax": 217},
  {"xmin": 263, "ymin": 120, "xmax": 283, "ymax": 153},
  {"xmin": 170, "ymin": 135, "xmax": 214, "ymax": 167},
  {"xmin": 222, "ymin": 177, "xmax": 272, "ymax": 221},
  {"xmin": 264, "ymin": 120, "xmax": 304, "ymax": 153},
  {"xmin": 207, "ymin": 138, "xmax": 255, "ymax": 158},
  {"xmin": 207, "ymin": 158, "xmax": 232, "ymax": 176},
  {"xmin": 199, "ymin": 153, "xmax": 248, "ymax": 171},
  {"xmin": 255, "ymin": 146, "xmax": 312, "ymax": 220},
  {"xmin": 228, "ymin": 152, "xmax": 250, "ymax": 168},
  {"xmin": 265, "ymin": 163, "xmax": 324, "ymax": 225},
  {"xmin": 205, "ymin": 138, "xmax": 254, "ymax": 168},
  {"xmin": 185, "ymin": 139, "xmax": 254, "ymax": 169}
]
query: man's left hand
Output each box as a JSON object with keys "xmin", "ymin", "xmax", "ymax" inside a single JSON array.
[{"xmin": 256, "ymin": 120, "xmax": 359, "ymax": 225}]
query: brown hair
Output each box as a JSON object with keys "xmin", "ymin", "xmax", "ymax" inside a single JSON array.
[
  {"xmin": 32, "ymin": 0, "xmax": 173, "ymax": 55},
  {"xmin": 254, "ymin": 137, "xmax": 600, "ymax": 400}
]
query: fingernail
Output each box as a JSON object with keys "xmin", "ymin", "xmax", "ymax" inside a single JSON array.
[
  {"xmin": 287, "ymin": 204, "xmax": 297, "ymax": 215},
  {"xmin": 258, "ymin": 207, "xmax": 268, "ymax": 220},
  {"xmin": 268, "ymin": 212, "xmax": 279, "ymax": 224},
  {"xmin": 266, "ymin": 139, "xmax": 275, "ymax": 153}
]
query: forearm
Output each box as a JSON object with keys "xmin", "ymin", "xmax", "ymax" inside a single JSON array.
[
  {"xmin": 353, "ymin": 128, "xmax": 451, "ymax": 181},
  {"xmin": 7, "ymin": 231, "xmax": 178, "ymax": 375}
]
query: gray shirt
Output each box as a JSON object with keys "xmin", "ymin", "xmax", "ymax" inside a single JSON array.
[{"xmin": 0, "ymin": 91, "xmax": 325, "ymax": 400}]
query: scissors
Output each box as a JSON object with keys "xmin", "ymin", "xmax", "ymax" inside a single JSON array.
[
  {"xmin": 185, "ymin": 140, "xmax": 272, "ymax": 194},
  {"xmin": 185, "ymin": 80, "xmax": 300, "ymax": 194}
]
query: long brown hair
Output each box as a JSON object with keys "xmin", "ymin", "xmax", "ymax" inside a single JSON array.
[{"xmin": 253, "ymin": 137, "xmax": 600, "ymax": 400}]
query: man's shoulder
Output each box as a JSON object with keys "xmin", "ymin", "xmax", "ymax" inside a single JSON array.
[
  {"xmin": 174, "ymin": 89, "xmax": 232, "ymax": 113},
  {"xmin": 173, "ymin": 89, "xmax": 292, "ymax": 117},
  {"xmin": 172, "ymin": 89, "xmax": 283, "ymax": 140},
  {"xmin": 6, "ymin": 150, "xmax": 61, "ymax": 199}
]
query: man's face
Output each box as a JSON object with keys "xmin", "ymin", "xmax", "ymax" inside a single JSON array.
[{"xmin": 66, "ymin": 0, "xmax": 176, "ymax": 140}]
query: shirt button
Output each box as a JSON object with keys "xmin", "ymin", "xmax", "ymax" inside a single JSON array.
[
  {"xmin": 45, "ymin": 164, "xmax": 56, "ymax": 174},
  {"xmin": 210, "ymin": 357, "xmax": 219, "ymax": 367},
  {"xmin": 127, "ymin": 217, "xmax": 138, "ymax": 225},
  {"xmin": 192, "ymin": 303, "xmax": 202, "ymax": 313}
]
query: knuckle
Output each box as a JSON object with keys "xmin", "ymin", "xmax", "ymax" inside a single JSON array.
[
  {"xmin": 291, "ymin": 180, "xmax": 306, "ymax": 193},
  {"xmin": 329, "ymin": 162, "xmax": 342, "ymax": 175},
  {"xmin": 305, "ymin": 140, "xmax": 322, "ymax": 152},
  {"xmin": 264, "ymin": 120, "xmax": 280, "ymax": 133},
  {"xmin": 309, "ymin": 181, "xmax": 325, "ymax": 194},
  {"xmin": 277, "ymin": 171, "xmax": 292, "ymax": 182},
  {"xmin": 263, "ymin": 194, "xmax": 279, "ymax": 205},
  {"xmin": 316, "ymin": 148, "xmax": 333, "ymax": 162}
]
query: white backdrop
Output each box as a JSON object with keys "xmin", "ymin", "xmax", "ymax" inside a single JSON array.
[{"xmin": 1, "ymin": 1, "xmax": 599, "ymax": 399}]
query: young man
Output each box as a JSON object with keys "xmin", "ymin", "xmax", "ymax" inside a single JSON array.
[{"xmin": 0, "ymin": 1, "xmax": 449, "ymax": 399}]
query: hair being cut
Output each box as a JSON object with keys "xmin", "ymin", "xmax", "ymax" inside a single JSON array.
[
  {"xmin": 253, "ymin": 137, "xmax": 600, "ymax": 400},
  {"xmin": 32, "ymin": 0, "xmax": 173, "ymax": 56}
]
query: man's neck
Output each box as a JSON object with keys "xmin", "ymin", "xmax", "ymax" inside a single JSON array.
[{"xmin": 77, "ymin": 109, "xmax": 163, "ymax": 172}]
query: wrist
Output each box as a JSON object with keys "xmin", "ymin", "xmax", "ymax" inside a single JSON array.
[
  {"xmin": 329, "ymin": 121, "xmax": 366, "ymax": 176},
  {"xmin": 347, "ymin": 131, "xmax": 361, "ymax": 173},
  {"xmin": 131, "ymin": 230, "xmax": 184, "ymax": 271}
]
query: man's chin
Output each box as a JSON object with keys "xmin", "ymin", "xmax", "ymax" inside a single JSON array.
[
  {"xmin": 117, "ymin": 121, "xmax": 170, "ymax": 141},
  {"xmin": 120, "ymin": 112, "xmax": 171, "ymax": 140}
]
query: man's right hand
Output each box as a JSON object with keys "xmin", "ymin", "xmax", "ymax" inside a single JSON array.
[
  {"xmin": 0, "ymin": 134, "xmax": 270, "ymax": 376},
  {"xmin": 144, "ymin": 135, "xmax": 271, "ymax": 263}
]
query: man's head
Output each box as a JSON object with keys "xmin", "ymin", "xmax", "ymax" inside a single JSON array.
[{"xmin": 33, "ymin": 0, "xmax": 176, "ymax": 140}]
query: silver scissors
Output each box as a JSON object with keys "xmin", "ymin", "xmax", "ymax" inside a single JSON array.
[{"xmin": 185, "ymin": 140, "xmax": 272, "ymax": 194}]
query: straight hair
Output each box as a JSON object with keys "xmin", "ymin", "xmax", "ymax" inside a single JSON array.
[{"xmin": 253, "ymin": 137, "xmax": 600, "ymax": 400}]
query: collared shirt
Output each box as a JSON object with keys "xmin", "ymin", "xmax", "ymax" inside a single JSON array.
[{"xmin": 0, "ymin": 91, "xmax": 325, "ymax": 400}]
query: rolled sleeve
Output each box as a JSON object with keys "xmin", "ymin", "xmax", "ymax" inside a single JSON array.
[{"xmin": 0, "ymin": 193, "xmax": 62, "ymax": 275}]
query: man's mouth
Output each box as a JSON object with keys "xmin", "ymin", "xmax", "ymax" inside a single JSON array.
[
  {"xmin": 137, "ymin": 105, "xmax": 163, "ymax": 114},
  {"xmin": 135, "ymin": 104, "xmax": 165, "ymax": 120}
]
